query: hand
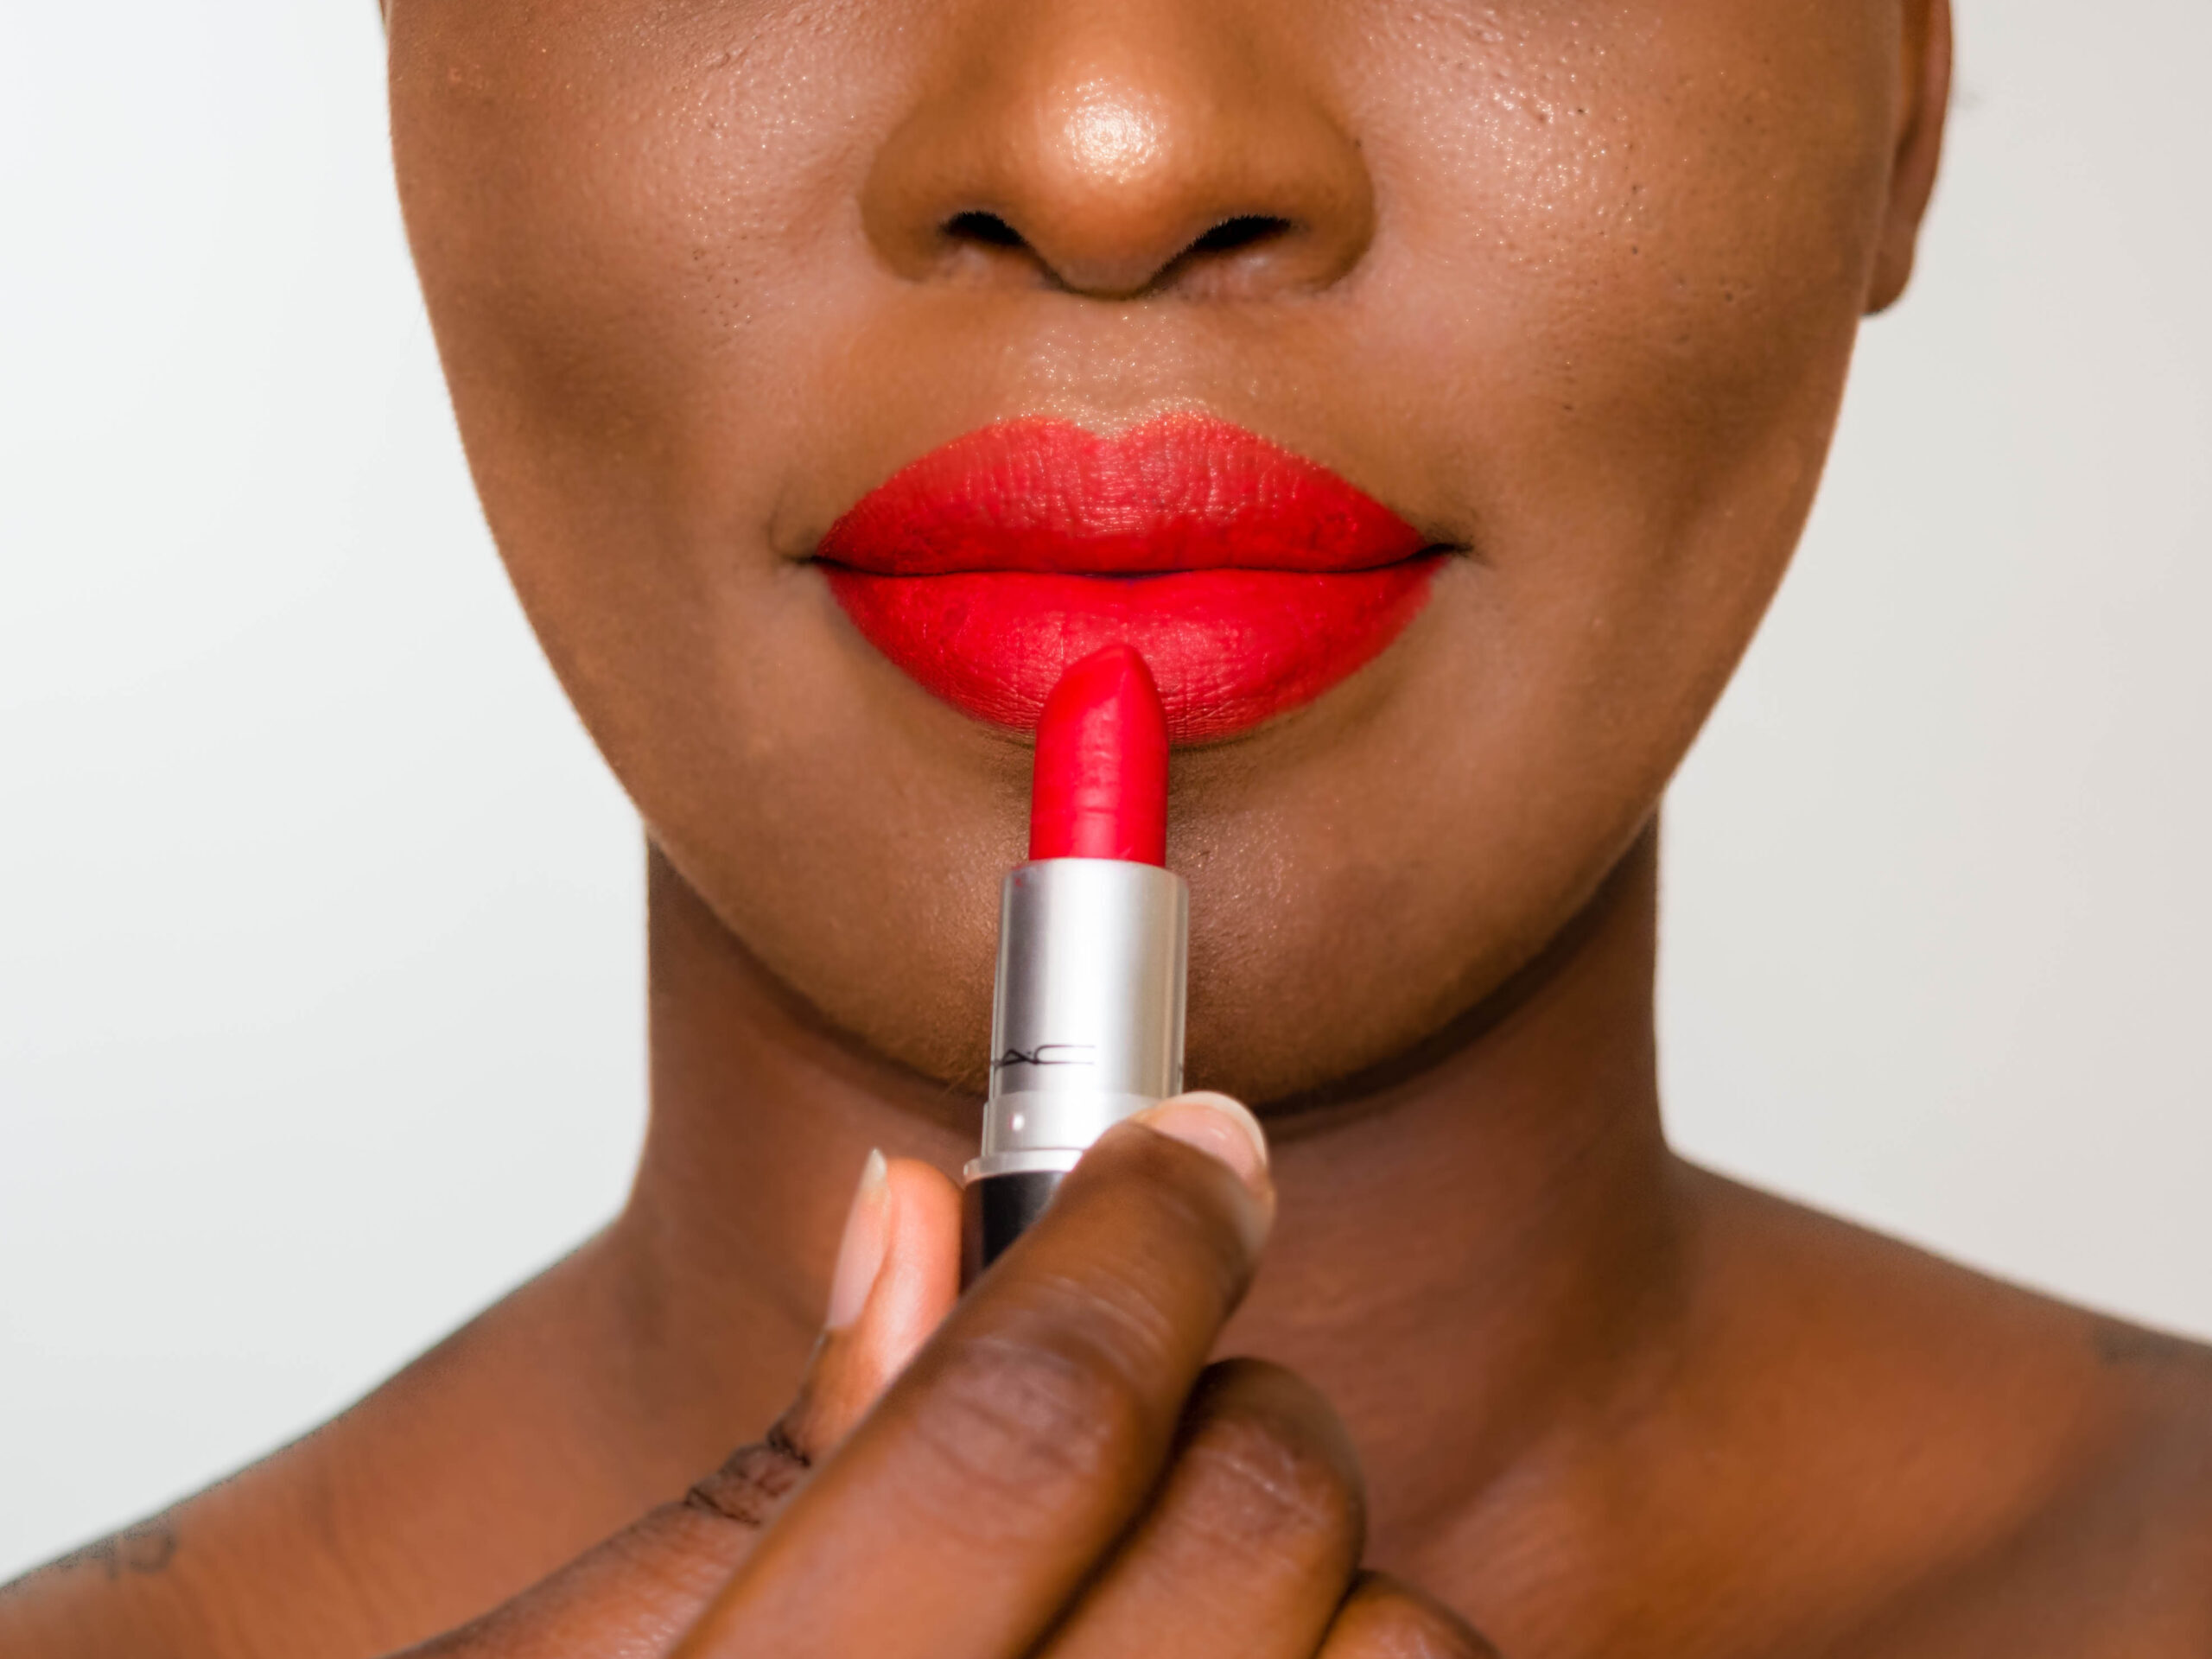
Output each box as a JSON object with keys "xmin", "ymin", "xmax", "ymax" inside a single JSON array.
[{"xmin": 394, "ymin": 1094, "xmax": 1494, "ymax": 1658}]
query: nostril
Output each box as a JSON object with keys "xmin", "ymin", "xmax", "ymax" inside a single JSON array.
[
  {"xmin": 943, "ymin": 210, "xmax": 1027, "ymax": 250},
  {"xmin": 919, "ymin": 205, "xmax": 1328, "ymax": 297},
  {"xmin": 940, "ymin": 211, "xmax": 1290, "ymax": 266},
  {"xmin": 1186, "ymin": 215, "xmax": 1294, "ymax": 257}
]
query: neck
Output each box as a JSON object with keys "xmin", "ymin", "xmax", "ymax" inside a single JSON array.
[
  {"xmin": 1229, "ymin": 826, "xmax": 1684, "ymax": 1566},
  {"xmin": 605, "ymin": 823, "xmax": 1686, "ymax": 1562}
]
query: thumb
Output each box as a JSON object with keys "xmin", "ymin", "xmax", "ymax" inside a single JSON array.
[{"xmin": 391, "ymin": 1153, "xmax": 963, "ymax": 1657}]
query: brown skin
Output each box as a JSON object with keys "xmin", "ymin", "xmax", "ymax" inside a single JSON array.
[{"xmin": 7, "ymin": 0, "xmax": 2212, "ymax": 1652}]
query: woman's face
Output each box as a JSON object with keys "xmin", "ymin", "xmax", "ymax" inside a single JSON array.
[{"xmin": 389, "ymin": 0, "xmax": 1942, "ymax": 1104}]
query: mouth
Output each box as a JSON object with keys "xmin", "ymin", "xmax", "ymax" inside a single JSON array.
[{"xmin": 817, "ymin": 416, "xmax": 1445, "ymax": 742}]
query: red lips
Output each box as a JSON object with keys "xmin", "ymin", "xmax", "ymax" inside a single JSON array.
[{"xmin": 819, "ymin": 416, "xmax": 1440, "ymax": 742}]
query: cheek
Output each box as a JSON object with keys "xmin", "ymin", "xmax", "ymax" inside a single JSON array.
[
  {"xmin": 391, "ymin": 0, "xmax": 900, "ymax": 526},
  {"xmin": 1357, "ymin": 2, "xmax": 1893, "ymax": 452},
  {"xmin": 1359, "ymin": 0, "xmax": 1897, "ymax": 758}
]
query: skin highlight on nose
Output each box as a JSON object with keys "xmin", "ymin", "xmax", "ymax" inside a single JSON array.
[{"xmin": 1060, "ymin": 82, "xmax": 1166, "ymax": 188}]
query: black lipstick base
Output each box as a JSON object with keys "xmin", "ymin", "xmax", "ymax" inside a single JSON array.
[{"xmin": 961, "ymin": 1168, "xmax": 1067, "ymax": 1287}]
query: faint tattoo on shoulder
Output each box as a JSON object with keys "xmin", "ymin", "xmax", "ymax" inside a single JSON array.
[
  {"xmin": 2092, "ymin": 1319, "xmax": 2207, "ymax": 1370},
  {"xmin": 49, "ymin": 1520, "xmax": 179, "ymax": 1581}
]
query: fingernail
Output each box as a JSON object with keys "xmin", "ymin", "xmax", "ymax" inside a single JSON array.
[
  {"xmin": 1129, "ymin": 1092, "xmax": 1269, "ymax": 1192},
  {"xmin": 825, "ymin": 1149, "xmax": 890, "ymax": 1331}
]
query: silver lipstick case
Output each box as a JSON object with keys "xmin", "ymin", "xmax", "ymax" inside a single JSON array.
[{"xmin": 964, "ymin": 858, "xmax": 1188, "ymax": 1255}]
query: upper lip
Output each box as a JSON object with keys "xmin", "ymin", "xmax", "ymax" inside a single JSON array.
[{"xmin": 817, "ymin": 415, "xmax": 1432, "ymax": 576}]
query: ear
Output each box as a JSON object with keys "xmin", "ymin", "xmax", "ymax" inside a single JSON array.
[{"xmin": 1866, "ymin": 0, "xmax": 1952, "ymax": 314}]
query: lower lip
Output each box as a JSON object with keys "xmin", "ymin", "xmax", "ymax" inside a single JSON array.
[{"xmin": 823, "ymin": 562, "xmax": 1442, "ymax": 743}]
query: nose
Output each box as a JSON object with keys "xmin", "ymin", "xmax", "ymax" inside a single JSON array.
[{"xmin": 861, "ymin": 0, "xmax": 1375, "ymax": 301}]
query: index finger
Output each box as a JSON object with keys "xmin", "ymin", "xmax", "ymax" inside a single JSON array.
[{"xmin": 671, "ymin": 1096, "xmax": 1273, "ymax": 1659}]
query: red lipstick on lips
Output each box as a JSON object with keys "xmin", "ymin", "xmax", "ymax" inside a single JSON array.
[
  {"xmin": 964, "ymin": 646, "xmax": 1188, "ymax": 1281},
  {"xmin": 822, "ymin": 416, "xmax": 1440, "ymax": 742}
]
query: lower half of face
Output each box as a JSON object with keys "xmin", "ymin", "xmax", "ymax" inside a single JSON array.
[{"xmin": 389, "ymin": 0, "xmax": 1905, "ymax": 1103}]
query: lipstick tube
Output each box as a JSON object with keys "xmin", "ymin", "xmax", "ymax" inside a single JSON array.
[
  {"xmin": 962, "ymin": 646, "xmax": 1187, "ymax": 1281},
  {"xmin": 964, "ymin": 858, "xmax": 1188, "ymax": 1277}
]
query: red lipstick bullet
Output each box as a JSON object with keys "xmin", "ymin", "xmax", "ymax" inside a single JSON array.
[
  {"xmin": 1028, "ymin": 645, "xmax": 1170, "ymax": 866},
  {"xmin": 963, "ymin": 646, "xmax": 1190, "ymax": 1282}
]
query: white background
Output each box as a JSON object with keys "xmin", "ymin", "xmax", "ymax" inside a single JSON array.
[{"xmin": 3, "ymin": 0, "xmax": 2207, "ymax": 1582}]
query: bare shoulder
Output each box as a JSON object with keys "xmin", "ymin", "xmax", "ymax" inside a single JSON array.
[
  {"xmin": 1852, "ymin": 1319, "xmax": 2212, "ymax": 1655},
  {"xmin": 1994, "ymin": 1316, "xmax": 2212, "ymax": 1643},
  {"xmin": 1685, "ymin": 1167, "xmax": 2212, "ymax": 1654}
]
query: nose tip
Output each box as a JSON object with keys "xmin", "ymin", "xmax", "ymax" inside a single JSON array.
[{"xmin": 862, "ymin": 14, "xmax": 1374, "ymax": 301}]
